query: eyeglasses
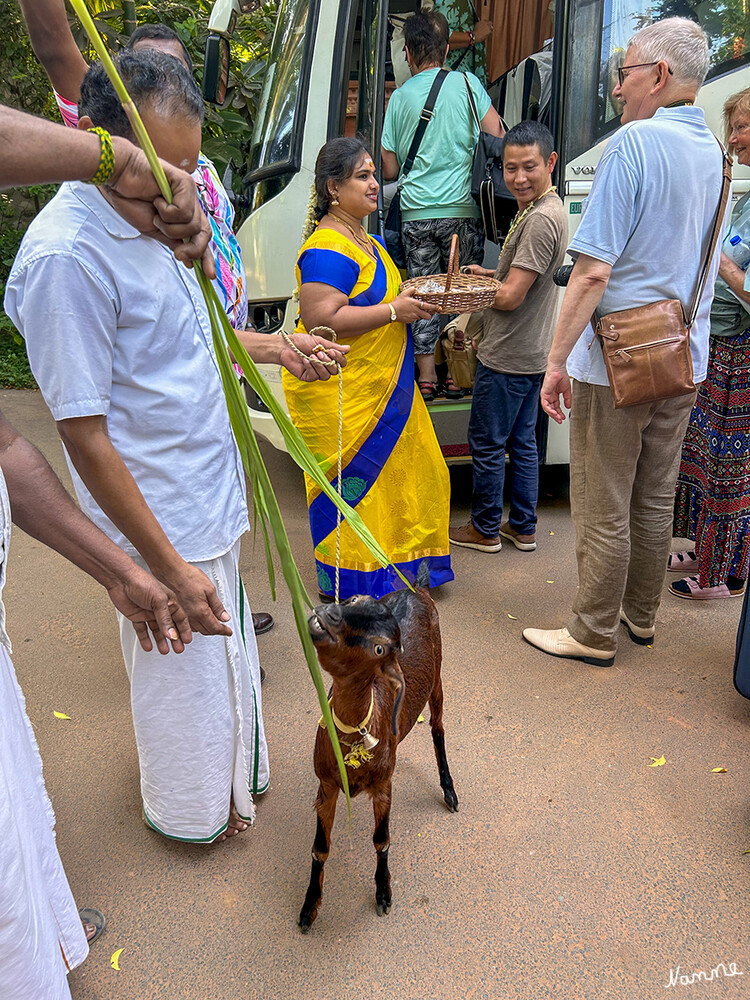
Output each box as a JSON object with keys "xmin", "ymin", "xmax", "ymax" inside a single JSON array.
[{"xmin": 617, "ymin": 62, "xmax": 673, "ymax": 86}]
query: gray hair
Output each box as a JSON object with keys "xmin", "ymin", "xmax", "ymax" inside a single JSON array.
[
  {"xmin": 79, "ymin": 49, "xmax": 204, "ymax": 141},
  {"xmin": 629, "ymin": 16, "xmax": 710, "ymax": 88}
]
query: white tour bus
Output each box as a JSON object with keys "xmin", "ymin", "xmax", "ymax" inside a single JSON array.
[{"xmin": 204, "ymin": 0, "xmax": 750, "ymax": 463}]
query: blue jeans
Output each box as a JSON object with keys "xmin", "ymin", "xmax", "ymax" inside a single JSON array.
[{"xmin": 468, "ymin": 362, "xmax": 544, "ymax": 537}]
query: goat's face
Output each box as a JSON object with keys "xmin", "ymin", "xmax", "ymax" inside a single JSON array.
[{"xmin": 308, "ymin": 596, "xmax": 402, "ymax": 680}]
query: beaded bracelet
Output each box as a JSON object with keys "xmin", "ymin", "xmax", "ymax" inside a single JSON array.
[{"xmin": 85, "ymin": 127, "xmax": 116, "ymax": 186}]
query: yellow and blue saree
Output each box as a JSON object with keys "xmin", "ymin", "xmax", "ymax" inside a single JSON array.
[{"xmin": 282, "ymin": 226, "xmax": 453, "ymax": 599}]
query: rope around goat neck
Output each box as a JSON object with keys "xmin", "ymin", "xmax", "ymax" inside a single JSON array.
[{"xmin": 280, "ymin": 326, "xmax": 343, "ymax": 602}]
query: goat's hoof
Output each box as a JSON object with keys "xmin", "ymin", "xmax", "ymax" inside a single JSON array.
[
  {"xmin": 298, "ymin": 911, "xmax": 315, "ymax": 933},
  {"xmin": 443, "ymin": 787, "xmax": 459, "ymax": 812},
  {"xmin": 376, "ymin": 888, "xmax": 392, "ymax": 915}
]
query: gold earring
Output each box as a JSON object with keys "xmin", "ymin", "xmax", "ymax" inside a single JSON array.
[{"xmin": 331, "ymin": 193, "xmax": 339, "ymax": 206}]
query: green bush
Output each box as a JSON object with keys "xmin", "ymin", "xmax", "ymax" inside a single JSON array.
[{"xmin": 0, "ymin": 226, "xmax": 37, "ymax": 390}]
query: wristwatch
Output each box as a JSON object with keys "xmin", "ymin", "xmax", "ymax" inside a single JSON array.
[{"xmin": 388, "ymin": 302, "xmax": 398, "ymax": 322}]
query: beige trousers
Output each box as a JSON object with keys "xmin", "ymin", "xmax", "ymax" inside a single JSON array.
[{"xmin": 567, "ymin": 380, "xmax": 697, "ymax": 651}]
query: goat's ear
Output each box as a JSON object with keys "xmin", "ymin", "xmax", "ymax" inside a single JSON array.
[{"xmin": 382, "ymin": 658, "xmax": 405, "ymax": 736}]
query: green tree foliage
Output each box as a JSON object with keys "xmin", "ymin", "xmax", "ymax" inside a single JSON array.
[
  {"xmin": 75, "ymin": 1, "xmax": 278, "ymax": 186},
  {"xmin": 0, "ymin": 0, "xmax": 277, "ymax": 387},
  {"xmin": 0, "ymin": 0, "xmax": 60, "ymax": 116},
  {"xmin": 2, "ymin": 0, "xmax": 276, "ymax": 188}
]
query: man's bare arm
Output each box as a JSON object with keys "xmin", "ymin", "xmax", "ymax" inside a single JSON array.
[
  {"xmin": 480, "ymin": 104, "xmax": 504, "ymax": 138},
  {"xmin": 381, "ymin": 147, "xmax": 400, "ymax": 183},
  {"xmin": 56, "ymin": 415, "xmax": 232, "ymax": 637},
  {"xmin": 718, "ymin": 252, "xmax": 750, "ymax": 307},
  {"xmin": 0, "ymin": 106, "xmax": 214, "ymax": 275},
  {"xmin": 17, "ymin": 0, "xmax": 88, "ymax": 102},
  {"xmin": 0, "ymin": 409, "xmax": 191, "ymax": 653},
  {"xmin": 541, "ymin": 254, "xmax": 612, "ymax": 424}
]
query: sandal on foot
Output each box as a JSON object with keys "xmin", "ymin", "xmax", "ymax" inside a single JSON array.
[
  {"xmin": 418, "ymin": 380, "xmax": 439, "ymax": 402},
  {"xmin": 668, "ymin": 575, "xmax": 745, "ymax": 600},
  {"xmin": 441, "ymin": 375, "xmax": 463, "ymax": 400},
  {"xmin": 667, "ymin": 550, "xmax": 698, "ymax": 573},
  {"xmin": 79, "ymin": 908, "xmax": 106, "ymax": 945}
]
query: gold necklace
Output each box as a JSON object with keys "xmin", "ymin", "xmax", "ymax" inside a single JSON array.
[
  {"xmin": 500, "ymin": 186, "xmax": 556, "ymax": 258},
  {"xmin": 328, "ymin": 212, "xmax": 375, "ymax": 256}
]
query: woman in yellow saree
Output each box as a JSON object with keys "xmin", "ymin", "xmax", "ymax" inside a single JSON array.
[{"xmin": 283, "ymin": 138, "xmax": 454, "ymax": 599}]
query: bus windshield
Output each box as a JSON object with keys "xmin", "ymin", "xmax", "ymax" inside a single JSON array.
[
  {"xmin": 247, "ymin": 0, "xmax": 315, "ymax": 177},
  {"xmin": 565, "ymin": 0, "xmax": 750, "ymax": 163}
]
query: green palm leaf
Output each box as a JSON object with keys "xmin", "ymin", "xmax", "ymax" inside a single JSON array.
[{"xmin": 69, "ymin": 0, "xmax": 411, "ymax": 808}]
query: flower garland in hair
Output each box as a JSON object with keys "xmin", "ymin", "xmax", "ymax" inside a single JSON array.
[{"xmin": 300, "ymin": 182, "xmax": 318, "ymax": 246}]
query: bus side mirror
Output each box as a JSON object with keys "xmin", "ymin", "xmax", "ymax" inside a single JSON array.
[{"xmin": 203, "ymin": 33, "xmax": 230, "ymax": 105}]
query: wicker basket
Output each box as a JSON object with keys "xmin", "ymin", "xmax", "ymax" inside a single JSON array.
[{"xmin": 400, "ymin": 233, "xmax": 500, "ymax": 314}]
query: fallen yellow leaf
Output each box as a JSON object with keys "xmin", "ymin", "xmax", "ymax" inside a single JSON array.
[
  {"xmin": 110, "ymin": 948, "xmax": 124, "ymax": 971},
  {"xmin": 711, "ymin": 767, "xmax": 728, "ymax": 773},
  {"xmin": 546, "ymin": 580, "xmax": 554, "ymax": 584},
  {"xmin": 53, "ymin": 711, "xmax": 71, "ymax": 720},
  {"xmin": 417, "ymin": 713, "xmax": 425, "ymax": 724},
  {"xmin": 742, "ymin": 849, "xmax": 750, "ymax": 855},
  {"xmin": 507, "ymin": 613, "xmax": 518, "ymax": 620},
  {"xmin": 549, "ymin": 531, "xmax": 555, "ymax": 536},
  {"xmin": 648, "ymin": 755, "xmax": 666, "ymax": 767}
]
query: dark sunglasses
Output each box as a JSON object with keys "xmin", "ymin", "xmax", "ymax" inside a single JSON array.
[{"xmin": 617, "ymin": 62, "xmax": 673, "ymax": 86}]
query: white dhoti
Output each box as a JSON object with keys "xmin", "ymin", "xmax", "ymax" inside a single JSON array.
[
  {"xmin": 118, "ymin": 540, "xmax": 269, "ymax": 842},
  {"xmin": 0, "ymin": 645, "xmax": 88, "ymax": 1000}
]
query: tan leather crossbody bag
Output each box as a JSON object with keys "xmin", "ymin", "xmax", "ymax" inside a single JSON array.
[{"xmin": 592, "ymin": 141, "xmax": 732, "ymax": 409}]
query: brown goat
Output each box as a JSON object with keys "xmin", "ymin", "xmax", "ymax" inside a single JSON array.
[{"xmin": 299, "ymin": 570, "xmax": 458, "ymax": 931}]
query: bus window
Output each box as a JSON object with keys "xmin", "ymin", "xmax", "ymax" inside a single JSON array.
[
  {"xmin": 247, "ymin": 0, "xmax": 318, "ymax": 179},
  {"xmin": 565, "ymin": 0, "xmax": 750, "ymax": 164},
  {"xmin": 331, "ymin": 0, "xmax": 389, "ymax": 149}
]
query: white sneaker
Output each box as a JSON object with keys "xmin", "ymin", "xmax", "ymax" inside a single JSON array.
[
  {"xmin": 619, "ymin": 609, "xmax": 655, "ymax": 645},
  {"xmin": 522, "ymin": 627, "xmax": 615, "ymax": 667}
]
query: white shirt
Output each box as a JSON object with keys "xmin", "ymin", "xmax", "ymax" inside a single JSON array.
[
  {"xmin": 0, "ymin": 470, "xmax": 10, "ymax": 652},
  {"xmin": 567, "ymin": 106, "xmax": 727, "ymax": 385},
  {"xmin": 5, "ymin": 183, "xmax": 248, "ymax": 563}
]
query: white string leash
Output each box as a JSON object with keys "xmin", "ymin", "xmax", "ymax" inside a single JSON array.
[{"xmin": 281, "ymin": 327, "xmax": 343, "ymax": 602}]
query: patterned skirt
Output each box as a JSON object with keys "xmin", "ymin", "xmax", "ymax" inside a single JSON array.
[{"xmin": 673, "ymin": 327, "xmax": 750, "ymax": 586}]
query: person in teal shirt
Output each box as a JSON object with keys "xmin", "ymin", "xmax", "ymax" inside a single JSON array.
[{"xmin": 381, "ymin": 10, "xmax": 502, "ymax": 398}]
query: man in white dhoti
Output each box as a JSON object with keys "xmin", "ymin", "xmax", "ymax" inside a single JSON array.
[
  {"xmin": 0, "ymin": 410, "xmax": 200, "ymax": 998},
  {"xmin": 5, "ymin": 51, "xmax": 346, "ymax": 843}
]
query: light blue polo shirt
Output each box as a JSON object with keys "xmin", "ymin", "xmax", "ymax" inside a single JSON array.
[
  {"xmin": 5, "ymin": 182, "xmax": 249, "ymax": 563},
  {"xmin": 567, "ymin": 106, "xmax": 727, "ymax": 385},
  {"xmin": 381, "ymin": 68, "xmax": 490, "ymax": 220}
]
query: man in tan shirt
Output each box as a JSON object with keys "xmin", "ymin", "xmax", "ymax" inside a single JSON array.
[{"xmin": 450, "ymin": 121, "xmax": 566, "ymax": 553}]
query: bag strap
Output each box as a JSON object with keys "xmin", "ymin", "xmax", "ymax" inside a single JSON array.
[
  {"xmin": 463, "ymin": 72, "xmax": 482, "ymax": 132},
  {"xmin": 479, "ymin": 178, "xmax": 496, "ymax": 241},
  {"xmin": 687, "ymin": 139, "xmax": 733, "ymax": 326},
  {"xmin": 401, "ymin": 68, "xmax": 449, "ymax": 181}
]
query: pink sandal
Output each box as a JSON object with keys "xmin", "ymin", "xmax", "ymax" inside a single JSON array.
[
  {"xmin": 667, "ymin": 550, "xmax": 699, "ymax": 573},
  {"xmin": 668, "ymin": 575, "xmax": 745, "ymax": 600}
]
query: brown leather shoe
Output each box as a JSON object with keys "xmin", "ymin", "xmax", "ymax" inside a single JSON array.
[
  {"xmin": 252, "ymin": 612, "xmax": 274, "ymax": 635},
  {"xmin": 499, "ymin": 521, "xmax": 536, "ymax": 551},
  {"xmin": 449, "ymin": 521, "xmax": 502, "ymax": 552}
]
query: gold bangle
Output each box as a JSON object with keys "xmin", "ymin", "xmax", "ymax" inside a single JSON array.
[
  {"xmin": 388, "ymin": 302, "xmax": 398, "ymax": 322},
  {"xmin": 86, "ymin": 127, "xmax": 116, "ymax": 186}
]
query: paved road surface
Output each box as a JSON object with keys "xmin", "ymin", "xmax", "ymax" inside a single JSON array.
[{"xmin": 2, "ymin": 389, "xmax": 749, "ymax": 1000}]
